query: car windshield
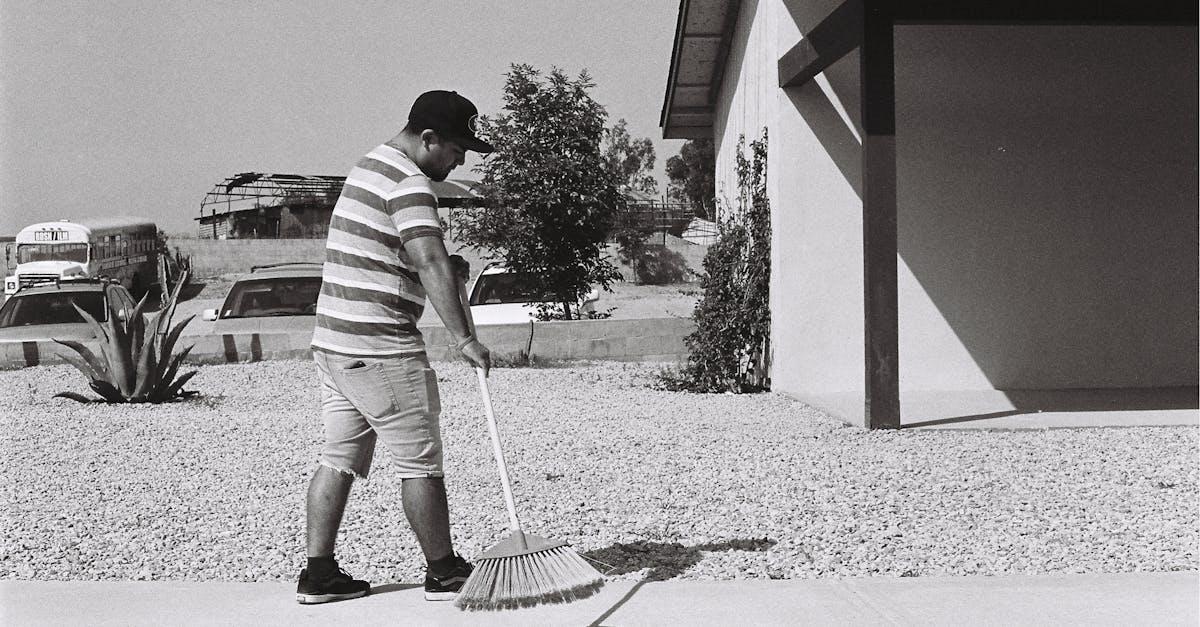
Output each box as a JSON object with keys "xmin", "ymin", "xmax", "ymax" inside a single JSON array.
[
  {"xmin": 17, "ymin": 243, "xmax": 89, "ymax": 264},
  {"xmin": 0, "ymin": 291, "xmax": 106, "ymax": 327},
  {"xmin": 222, "ymin": 277, "xmax": 322, "ymax": 318},
  {"xmin": 469, "ymin": 273, "xmax": 555, "ymax": 305}
]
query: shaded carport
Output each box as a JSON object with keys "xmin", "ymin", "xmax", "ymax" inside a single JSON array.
[{"xmin": 663, "ymin": 0, "xmax": 1199, "ymax": 429}]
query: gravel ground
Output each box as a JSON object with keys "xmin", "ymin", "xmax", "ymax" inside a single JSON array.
[{"xmin": 1, "ymin": 360, "xmax": 1195, "ymax": 585}]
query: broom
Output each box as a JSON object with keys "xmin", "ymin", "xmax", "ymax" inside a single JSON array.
[{"xmin": 453, "ymin": 278, "xmax": 605, "ymax": 611}]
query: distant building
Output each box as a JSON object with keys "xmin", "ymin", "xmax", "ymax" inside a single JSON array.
[
  {"xmin": 195, "ymin": 173, "xmax": 484, "ymax": 239},
  {"xmin": 197, "ymin": 172, "xmax": 692, "ymax": 243}
]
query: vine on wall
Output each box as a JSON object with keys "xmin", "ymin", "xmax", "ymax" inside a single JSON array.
[{"xmin": 659, "ymin": 129, "xmax": 771, "ymax": 392}]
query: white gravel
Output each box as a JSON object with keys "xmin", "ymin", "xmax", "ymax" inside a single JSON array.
[{"xmin": 0, "ymin": 360, "xmax": 1195, "ymax": 585}]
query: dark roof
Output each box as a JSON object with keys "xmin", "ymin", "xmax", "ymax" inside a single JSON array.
[{"xmin": 198, "ymin": 173, "xmax": 484, "ymax": 219}]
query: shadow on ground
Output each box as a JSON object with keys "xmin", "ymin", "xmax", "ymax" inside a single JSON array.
[
  {"xmin": 581, "ymin": 538, "xmax": 775, "ymax": 626},
  {"xmin": 367, "ymin": 583, "xmax": 422, "ymax": 596},
  {"xmin": 582, "ymin": 538, "xmax": 776, "ymax": 581},
  {"xmin": 143, "ymin": 281, "xmax": 207, "ymax": 311},
  {"xmin": 903, "ymin": 386, "xmax": 1199, "ymax": 428}
]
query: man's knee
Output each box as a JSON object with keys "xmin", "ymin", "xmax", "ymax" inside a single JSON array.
[{"xmin": 314, "ymin": 461, "xmax": 362, "ymax": 484}]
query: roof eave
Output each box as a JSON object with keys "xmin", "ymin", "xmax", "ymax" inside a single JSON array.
[{"xmin": 660, "ymin": 0, "xmax": 741, "ymax": 140}]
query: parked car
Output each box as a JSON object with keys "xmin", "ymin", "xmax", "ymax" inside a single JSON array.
[
  {"xmin": 202, "ymin": 262, "xmax": 323, "ymax": 333},
  {"xmin": 0, "ymin": 278, "xmax": 136, "ymax": 342},
  {"xmin": 465, "ymin": 263, "xmax": 599, "ymax": 325}
]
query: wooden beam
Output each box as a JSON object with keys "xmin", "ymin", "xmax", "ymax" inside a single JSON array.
[
  {"xmin": 708, "ymin": 0, "xmax": 744, "ymax": 104},
  {"xmin": 860, "ymin": 2, "xmax": 900, "ymax": 429},
  {"xmin": 778, "ymin": 0, "xmax": 1195, "ymax": 91},
  {"xmin": 663, "ymin": 126, "xmax": 713, "ymax": 139},
  {"xmin": 889, "ymin": 0, "xmax": 1197, "ymax": 25},
  {"xmin": 778, "ymin": 0, "xmax": 863, "ymax": 88}
]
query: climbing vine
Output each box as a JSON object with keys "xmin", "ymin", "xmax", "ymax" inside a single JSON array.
[{"xmin": 659, "ymin": 130, "xmax": 771, "ymax": 392}]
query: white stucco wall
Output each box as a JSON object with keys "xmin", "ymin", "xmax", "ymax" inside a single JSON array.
[
  {"xmin": 894, "ymin": 25, "xmax": 1198, "ymax": 390},
  {"xmin": 712, "ymin": 1, "xmax": 1198, "ymax": 425},
  {"xmin": 715, "ymin": 0, "xmax": 869, "ymax": 423}
]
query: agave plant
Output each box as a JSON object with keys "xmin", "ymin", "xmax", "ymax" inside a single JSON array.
[{"xmin": 53, "ymin": 273, "xmax": 198, "ymax": 403}]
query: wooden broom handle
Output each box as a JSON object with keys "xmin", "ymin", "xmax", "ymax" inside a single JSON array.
[{"xmin": 456, "ymin": 278, "xmax": 523, "ymax": 534}]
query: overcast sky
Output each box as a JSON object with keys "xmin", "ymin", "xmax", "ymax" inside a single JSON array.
[{"xmin": 0, "ymin": 0, "xmax": 685, "ymax": 235}]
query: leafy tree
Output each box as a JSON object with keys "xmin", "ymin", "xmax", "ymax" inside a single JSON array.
[
  {"xmin": 603, "ymin": 118, "xmax": 669, "ymax": 284},
  {"xmin": 666, "ymin": 139, "xmax": 716, "ymax": 219},
  {"xmin": 458, "ymin": 64, "xmax": 623, "ymax": 320},
  {"xmin": 602, "ymin": 119, "xmax": 658, "ymax": 195}
]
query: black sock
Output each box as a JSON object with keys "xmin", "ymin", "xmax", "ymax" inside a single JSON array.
[
  {"xmin": 307, "ymin": 555, "xmax": 337, "ymax": 578},
  {"xmin": 427, "ymin": 553, "xmax": 457, "ymax": 576}
]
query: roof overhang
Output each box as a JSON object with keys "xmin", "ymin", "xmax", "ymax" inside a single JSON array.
[
  {"xmin": 778, "ymin": 0, "xmax": 1198, "ymax": 90},
  {"xmin": 660, "ymin": 0, "xmax": 742, "ymax": 139}
]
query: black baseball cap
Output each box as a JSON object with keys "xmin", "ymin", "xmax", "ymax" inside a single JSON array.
[{"xmin": 408, "ymin": 90, "xmax": 494, "ymax": 154}]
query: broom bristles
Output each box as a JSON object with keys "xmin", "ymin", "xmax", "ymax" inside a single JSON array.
[{"xmin": 455, "ymin": 545, "xmax": 605, "ymax": 611}]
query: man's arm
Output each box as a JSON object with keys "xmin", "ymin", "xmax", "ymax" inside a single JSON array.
[{"xmin": 404, "ymin": 236, "xmax": 491, "ymax": 375}]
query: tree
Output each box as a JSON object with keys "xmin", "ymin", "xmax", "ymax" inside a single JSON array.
[
  {"xmin": 603, "ymin": 118, "xmax": 668, "ymax": 284},
  {"xmin": 457, "ymin": 64, "xmax": 623, "ymax": 320},
  {"xmin": 665, "ymin": 139, "xmax": 716, "ymax": 219},
  {"xmin": 602, "ymin": 119, "xmax": 658, "ymax": 195}
]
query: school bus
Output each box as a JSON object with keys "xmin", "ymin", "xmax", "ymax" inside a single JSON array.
[{"xmin": 3, "ymin": 218, "xmax": 160, "ymax": 299}]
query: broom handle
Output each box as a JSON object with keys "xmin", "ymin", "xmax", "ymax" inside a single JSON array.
[
  {"xmin": 457, "ymin": 277, "xmax": 523, "ymax": 534},
  {"xmin": 475, "ymin": 368, "xmax": 523, "ymax": 533}
]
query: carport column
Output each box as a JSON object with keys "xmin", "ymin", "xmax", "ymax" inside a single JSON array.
[{"xmin": 859, "ymin": 2, "xmax": 900, "ymax": 429}]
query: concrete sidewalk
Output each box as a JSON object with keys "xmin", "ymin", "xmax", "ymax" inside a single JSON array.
[{"xmin": 2, "ymin": 572, "xmax": 1196, "ymax": 626}]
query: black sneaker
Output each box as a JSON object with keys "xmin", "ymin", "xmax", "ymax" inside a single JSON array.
[
  {"xmin": 296, "ymin": 566, "xmax": 371, "ymax": 604},
  {"xmin": 424, "ymin": 555, "xmax": 473, "ymax": 601}
]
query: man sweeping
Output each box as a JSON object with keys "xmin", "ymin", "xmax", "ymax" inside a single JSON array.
[{"xmin": 297, "ymin": 90, "xmax": 494, "ymax": 604}]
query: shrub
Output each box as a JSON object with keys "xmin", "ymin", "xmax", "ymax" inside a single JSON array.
[
  {"xmin": 53, "ymin": 274, "xmax": 198, "ymax": 403},
  {"xmin": 614, "ymin": 230, "xmax": 690, "ymax": 285},
  {"xmin": 658, "ymin": 131, "xmax": 771, "ymax": 393}
]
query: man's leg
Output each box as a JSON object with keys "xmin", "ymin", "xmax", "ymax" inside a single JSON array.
[
  {"xmin": 401, "ymin": 476, "xmax": 453, "ymax": 562},
  {"xmin": 297, "ymin": 352, "xmax": 373, "ymax": 604},
  {"xmin": 374, "ymin": 356, "xmax": 471, "ymax": 600},
  {"xmin": 297, "ymin": 464, "xmax": 370, "ymax": 604},
  {"xmin": 307, "ymin": 464, "xmax": 355, "ymax": 557}
]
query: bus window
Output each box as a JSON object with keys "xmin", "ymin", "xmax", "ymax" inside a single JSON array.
[{"xmin": 17, "ymin": 243, "xmax": 88, "ymax": 264}]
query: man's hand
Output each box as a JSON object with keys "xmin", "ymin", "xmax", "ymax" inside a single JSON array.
[
  {"xmin": 459, "ymin": 338, "xmax": 491, "ymax": 377},
  {"xmin": 449, "ymin": 254, "xmax": 470, "ymax": 285},
  {"xmin": 403, "ymin": 238, "xmax": 488, "ymax": 375}
]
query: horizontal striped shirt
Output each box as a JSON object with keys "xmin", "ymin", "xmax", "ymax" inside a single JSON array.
[{"xmin": 311, "ymin": 143, "xmax": 443, "ymax": 357}]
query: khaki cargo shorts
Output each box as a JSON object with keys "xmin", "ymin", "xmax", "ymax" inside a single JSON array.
[{"xmin": 313, "ymin": 351, "xmax": 443, "ymax": 480}]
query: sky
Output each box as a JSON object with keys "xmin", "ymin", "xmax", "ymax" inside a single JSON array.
[{"xmin": 0, "ymin": 0, "xmax": 685, "ymax": 235}]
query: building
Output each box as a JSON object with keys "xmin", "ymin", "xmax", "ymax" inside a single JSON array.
[
  {"xmin": 195, "ymin": 173, "xmax": 484, "ymax": 239},
  {"xmin": 661, "ymin": 0, "xmax": 1198, "ymax": 428},
  {"xmin": 197, "ymin": 172, "xmax": 692, "ymax": 245}
]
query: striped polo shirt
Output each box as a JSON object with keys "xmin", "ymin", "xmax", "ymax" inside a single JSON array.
[{"xmin": 311, "ymin": 143, "xmax": 443, "ymax": 357}]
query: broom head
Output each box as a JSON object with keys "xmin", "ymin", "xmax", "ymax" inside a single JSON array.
[{"xmin": 455, "ymin": 530, "xmax": 605, "ymax": 611}]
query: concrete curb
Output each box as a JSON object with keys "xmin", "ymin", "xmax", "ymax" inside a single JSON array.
[{"xmin": 0, "ymin": 317, "xmax": 695, "ymax": 370}]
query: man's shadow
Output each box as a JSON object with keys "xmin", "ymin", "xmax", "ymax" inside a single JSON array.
[
  {"xmin": 370, "ymin": 583, "xmax": 423, "ymax": 595},
  {"xmin": 581, "ymin": 538, "xmax": 776, "ymax": 626},
  {"xmin": 364, "ymin": 536, "xmax": 776, "ymax": 620}
]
